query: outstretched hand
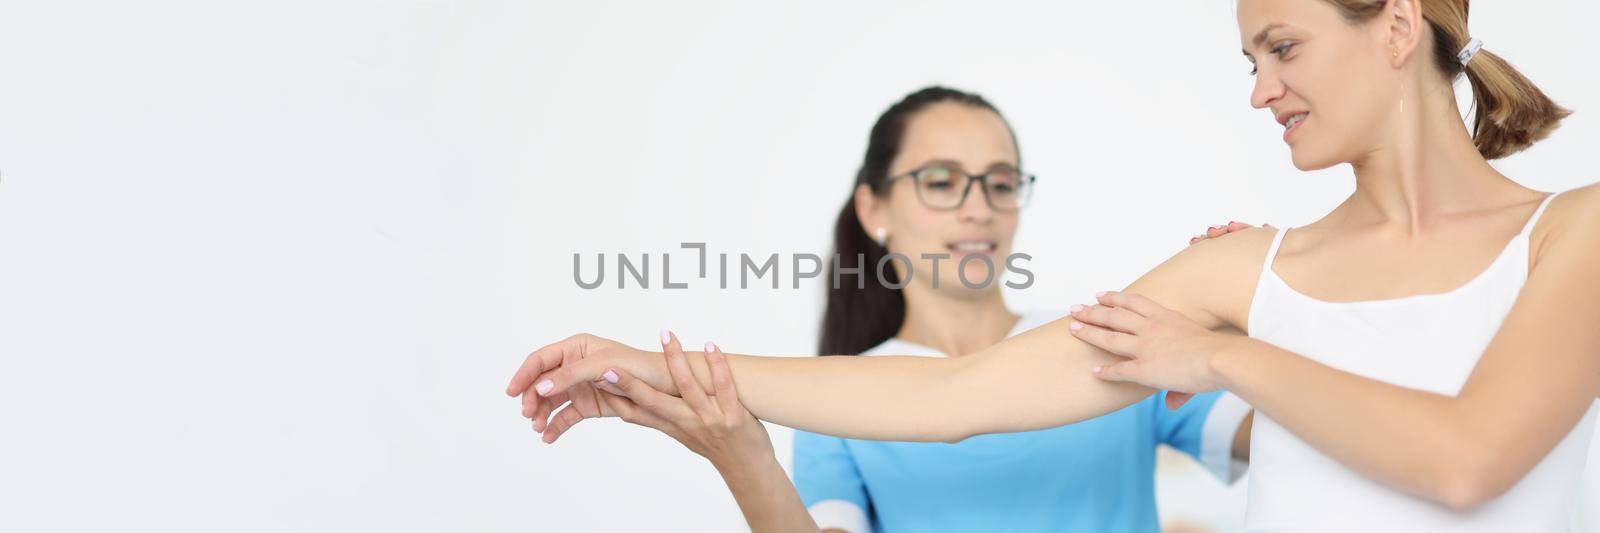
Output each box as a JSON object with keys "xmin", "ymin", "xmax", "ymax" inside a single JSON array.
[{"xmin": 506, "ymin": 332, "xmax": 671, "ymax": 442}]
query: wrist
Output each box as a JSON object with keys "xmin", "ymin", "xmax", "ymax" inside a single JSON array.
[
  {"xmin": 1207, "ymin": 336, "xmax": 1252, "ymax": 391},
  {"xmin": 712, "ymin": 451, "xmax": 783, "ymax": 487}
]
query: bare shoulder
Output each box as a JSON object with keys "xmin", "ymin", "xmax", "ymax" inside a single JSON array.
[
  {"xmin": 1127, "ymin": 226, "xmax": 1278, "ymax": 331},
  {"xmin": 1533, "ymin": 182, "xmax": 1600, "ymax": 257}
]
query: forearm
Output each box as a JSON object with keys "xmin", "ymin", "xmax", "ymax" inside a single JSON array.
[
  {"xmin": 713, "ymin": 455, "xmax": 821, "ymax": 533},
  {"xmin": 632, "ymin": 318, "xmax": 1156, "ymax": 442}
]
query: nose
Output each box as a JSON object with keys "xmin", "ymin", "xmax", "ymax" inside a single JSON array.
[
  {"xmin": 956, "ymin": 180, "xmax": 994, "ymax": 223},
  {"xmin": 1250, "ymin": 67, "xmax": 1285, "ymax": 110}
]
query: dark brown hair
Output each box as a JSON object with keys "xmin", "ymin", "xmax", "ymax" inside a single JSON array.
[{"xmin": 818, "ymin": 86, "xmax": 1015, "ymax": 355}]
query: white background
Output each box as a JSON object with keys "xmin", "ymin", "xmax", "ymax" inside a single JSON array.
[{"xmin": 1, "ymin": 1, "xmax": 1597, "ymax": 531}]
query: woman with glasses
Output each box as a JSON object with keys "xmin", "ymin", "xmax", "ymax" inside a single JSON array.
[{"xmin": 523, "ymin": 86, "xmax": 1254, "ymax": 532}]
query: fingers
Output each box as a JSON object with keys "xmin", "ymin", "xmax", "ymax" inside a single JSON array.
[
  {"xmin": 530, "ymin": 391, "xmax": 568, "ymax": 432},
  {"xmin": 508, "ymin": 334, "xmax": 586, "ymax": 396},
  {"xmin": 704, "ymin": 341, "xmax": 743, "ymax": 417},
  {"xmin": 1070, "ymin": 318, "xmax": 1139, "ymax": 357},
  {"xmin": 1094, "ymin": 291, "xmax": 1170, "ymax": 319},
  {"xmin": 608, "ymin": 366, "xmax": 695, "ymax": 424},
  {"xmin": 1071, "ymin": 303, "xmax": 1146, "ymax": 334},
  {"xmin": 598, "ymin": 390, "xmax": 677, "ymax": 436},
  {"xmin": 541, "ymin": 404, "xmax": 589, "ymax": 444},
  {"xmin": 661, "ymin": 330, "xmax": 715, "ymax": 415},
  {"xmin": 1091, "ymin": 360, "xmax": 1142, "ymax": 382},
  {"xmin": 1191, "ymin": 221, "xmax": 1258, "ymax": 245},
  {"xmin": 528, "ymin": 354, "xmax": 608, "ymax": 401}
]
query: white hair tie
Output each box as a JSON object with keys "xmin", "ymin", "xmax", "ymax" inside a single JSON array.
[{"xmin": 1457, "ymin": 38, "xmax": 1484, "ymax": 66}]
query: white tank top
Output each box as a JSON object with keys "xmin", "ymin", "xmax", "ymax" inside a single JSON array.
[{"xmin": 1244, "ymin": 190, "xmax": 1597, "ymax": 532}]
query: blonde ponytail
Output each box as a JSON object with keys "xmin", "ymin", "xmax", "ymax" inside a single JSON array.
[
  {"xmin": 1322, "ymin": 0, "xmax": 1572, "ymax": 159},
  {"xmin": 1459, "ymin": 48, "xmax": 1572, "ymax": 159}
]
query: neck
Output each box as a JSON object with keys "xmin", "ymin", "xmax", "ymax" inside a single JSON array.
[
  {"xmin": 1338, "ymin": 80, "xmax": 1532, "ymax": 235},
  {"xmin": 895, "ymin": 281, "xmax": 1017, "ymax": 357}
]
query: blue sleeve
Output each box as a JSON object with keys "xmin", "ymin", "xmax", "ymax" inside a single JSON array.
[
  {"xmin": 1152, "ymin": 390, "xmax": 1223, "ymax": 460},
  {"xmin": 792, "ymin": 430, "xmax": 870, "ymax": 511}
]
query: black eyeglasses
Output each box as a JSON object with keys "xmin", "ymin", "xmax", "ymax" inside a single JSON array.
[{"xmin": 886, "ymin": 164, "xmax": 1036, "ymax": 212}]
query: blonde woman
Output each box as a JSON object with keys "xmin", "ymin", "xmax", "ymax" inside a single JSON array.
[{"xmin": 515, "ymin": 0, "xmax": 1598, "ymax": 530}]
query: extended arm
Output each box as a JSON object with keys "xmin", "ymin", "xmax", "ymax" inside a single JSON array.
[{"xmin": 512, "ymin": 237, "xmax": 1242, "ymax": 443}]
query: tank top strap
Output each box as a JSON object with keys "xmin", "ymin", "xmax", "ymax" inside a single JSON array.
[
  {"xmin": 1517, "ymin": 190, "xmax": 1564, "ymax": 239},
  {"xmin": 1260, "ymin": 226, "xmax": 1290, "ymax": 274}
]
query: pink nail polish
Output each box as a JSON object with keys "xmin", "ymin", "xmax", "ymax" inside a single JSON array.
[
  {"xmin": 1095, "ymin": 291, "xmax": 1108, "ymax": 298},
  {"xmin": 1070, "ymin": 321, "xmax": 1084, "ymax": 331},
  {"xmin": 1092, "ymin": 366, "xmax": 1103, "ymax": 374},
  {"xmin": 1070, "ymin": 304, "xmax": 1085, "ymax": 313},
  {"xmin": 535, "ymin": 379, "xmax": 553, "ymax": 395},
  {"xmin": 603, "ymin": 370, "xmax": 619, "ymax": 384},
  {"xmin": 704, "ymin": 341, "xmax": 717, "ymax": 353},
  {"xmin": 660, "ymin": 330, "xmax": 671, "ymax": 345}
]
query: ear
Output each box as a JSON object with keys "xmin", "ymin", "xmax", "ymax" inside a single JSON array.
[
  {"xmin": 1383, "ymin": 0, "xmax": 1425, "ymax": 67},
  {"xmin": 853, "ymin": 184, "xmax": 886, "ymax": 241}
]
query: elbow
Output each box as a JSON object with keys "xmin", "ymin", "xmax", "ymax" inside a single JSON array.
[
  {"xmin": 1433, "ymin": 470, "xmax": 1503, "ymax": 511},
  {"xmin": 1427, "ymin": 444, "xmax": 1516, "ymax": 511}
]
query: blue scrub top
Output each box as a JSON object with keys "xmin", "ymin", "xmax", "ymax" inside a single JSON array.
[{"xmin": 792, "ymin": 312, "xmax": 1243, "ymax": 533}]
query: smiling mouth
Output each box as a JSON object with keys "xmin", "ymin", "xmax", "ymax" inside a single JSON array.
[
  {"xmin": 947, "ymin": 240, "xmax": 997, "ymax": 255},
  {"xmin": 1284, "ymin": 112, "xmax": 1307, "ymax": 130}
]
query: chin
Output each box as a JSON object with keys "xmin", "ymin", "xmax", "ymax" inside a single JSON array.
[{"xmin": 1289, "ymin": 148, "xmax": 1341, "ymax": 171}]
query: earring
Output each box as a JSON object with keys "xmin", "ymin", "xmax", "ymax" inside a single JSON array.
[{"xmin": 873, "ymin": 227, "xmax": 888, "ymax": 246}]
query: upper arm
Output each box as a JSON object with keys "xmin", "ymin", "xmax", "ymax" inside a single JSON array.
[
  {"xmin": 1456, "ymin": 184, "xmax": 1600, "ymax": 494},
  {"xmin": 949, "ymin": 228, "xmax": 1274, "ymax": 438}
]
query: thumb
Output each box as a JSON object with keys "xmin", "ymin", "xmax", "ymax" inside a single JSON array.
[
  {"xmin": 607, "ymin": 366, "xmax": 688, "ymax": 420},
  {"xmin": 532, "ymin": 357, "xmax": 607, "ymax": 399}
]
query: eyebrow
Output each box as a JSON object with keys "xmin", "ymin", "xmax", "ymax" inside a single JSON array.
[{"xmin": 1243, "ymin": 22, "xmax": 1289, "ymax": 56}]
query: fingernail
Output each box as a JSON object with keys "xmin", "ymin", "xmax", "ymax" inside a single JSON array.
[
  {"xmin": 1095, "ymin": 291, "xmax": 1108, "ymax": 298},
  {"xmin": 1092, "ymin": 366, "xmax": 1103, "ymax": 374},
  {"xmin": 535, "ymin": 379, "xmax": 554, "ymax": 395},
  {"xmin": 660, "ymin": 329, "xmax": 671, "ymax": 345},
  {"xmin": 1070, "ymin": 304, "xmax": 1085, "ymax": 313},
  {"xmin": 704, "ymin": 341, "xmax": 717, "ymax": 353},
  {"xmin": 1070, "ymin": 321, "xmax": 1084, "ymax": 331},
  {"xmin": 603, "ymin": 370, "xmax": 619, "ymax": 384},
  {"xmin": 1211, "ymin": 224, "xmax": 1225, "ymax": 230}
]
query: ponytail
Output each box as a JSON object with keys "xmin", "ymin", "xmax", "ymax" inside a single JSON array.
[
  {"xmin": 817, "ymin": 86, "xmax": 1009, "ymax": 355},
  {"xmin": 818, "ymin": 200, "xmax": 904, "ymax": 356},
  {"xmin": 1458, "ymin": 48, "xmax": 1571, "ymax": 159},
  {"xmin": 1323, "ymin": 0, "xmax": 1572, "ymax": 159}
]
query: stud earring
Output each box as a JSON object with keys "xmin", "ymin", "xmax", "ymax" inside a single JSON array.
[{"xmin": 873, "ymin": 227, "xmax": 888, "ymax": 246}]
